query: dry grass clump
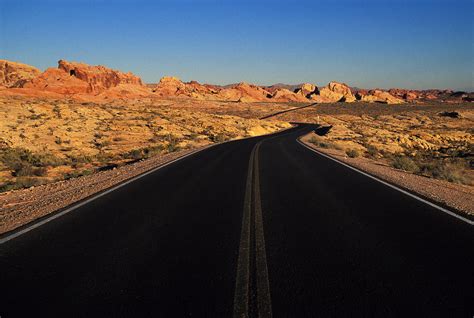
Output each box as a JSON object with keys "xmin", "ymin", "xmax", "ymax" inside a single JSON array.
[
  {"xmin": 345, "ymin": 149, "xmax": 360, "ymax": 158},
  {"xmin": 391, "ymin": 154, "xmax": 420, "ymax": 173},
  {"xmin": 390, "ymin": 153, "xmax": 472, "ymax": 185},
  {"xmin": 309, "ymin": 136, "xmax": 337, "ymax": 149},
  {"xmin": 0, "ymin": 147, "xmax": 66, "ymax": 191}
]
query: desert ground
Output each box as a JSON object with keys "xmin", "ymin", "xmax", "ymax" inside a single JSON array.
[
  {"xmin": 1, "ymin": 94, "xmax": 472, "ymax": 193},
  {"xmin": 0, "ymin": 96, "xmax": 290, "ymax": 192},
  {"xmin": 0, "ymin": 59, "xmax": 472, "ymax": 212}
]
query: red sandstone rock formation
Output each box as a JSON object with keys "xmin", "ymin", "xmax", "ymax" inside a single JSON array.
[
  {"xmin": 0, "ymin": 60, "xmax": 41, "ymax": 88},
  {"xmin": 23, "ymin": 60, "xmax": 143, "ymax": 95}
]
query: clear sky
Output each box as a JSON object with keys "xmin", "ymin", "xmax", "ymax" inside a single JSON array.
[{"xmin": 1, "ymin": 0, "xmax": 473, "ymax": 90}]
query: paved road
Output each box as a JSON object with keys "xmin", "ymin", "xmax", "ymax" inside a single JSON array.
[{"xmin": 1, "ymin": 124, "xmax": 473, "ymax": 317}]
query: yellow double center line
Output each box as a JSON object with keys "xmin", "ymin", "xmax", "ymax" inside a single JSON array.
[{"xmin": 233, "ymin": 141, "xmax": 272, "ymax": 318}]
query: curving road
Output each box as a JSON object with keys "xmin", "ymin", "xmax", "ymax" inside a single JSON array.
[{"xmin": 1, "ymin": 124, "xmax": 473, "ymax": 317}]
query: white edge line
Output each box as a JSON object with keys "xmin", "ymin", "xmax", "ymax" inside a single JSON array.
[
  {"xmin": 296, "ymin": 138, "xmax": 474, "ymax": 226},
  {"xmin": 0, "ymin": 126, "xmax": 298, "ymax": 245}
]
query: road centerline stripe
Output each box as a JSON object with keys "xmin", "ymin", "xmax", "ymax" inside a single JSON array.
[
  {"xmin": 233, "ymin": 141, "xmax": 273, "ymax": 318},
  {"xmin": 233, "ymin": 144, "xmax": 256, "ymax": 318},
  {"xmin": 253, "ymin": 142, "xmax": 273, "ymax": 318}
]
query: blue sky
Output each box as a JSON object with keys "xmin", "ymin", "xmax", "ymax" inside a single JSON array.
[{"xmin": 1, "ymin": 0, "xmax": 473, "ymax": 90}]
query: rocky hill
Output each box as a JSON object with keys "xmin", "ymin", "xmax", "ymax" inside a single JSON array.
[
  {"xmin": 22, "ymin": 60, "xmax": 144, "ymax": 95},
  {"xmin": 0, "ymin": 60, "xmax": 41, "ymax": 88},
  {"xmin": 0, "ymin": 58, "xmax": 470, "ymax": 104}
]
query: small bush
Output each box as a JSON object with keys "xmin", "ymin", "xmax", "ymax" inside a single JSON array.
[
  {"xmin": 12, "ymin": 162, "xmax": 34, "ymax": 176},
  {"xmin": 166, "ymin": 134, "xmax": 181, "ymax": 152},
  {"xmin": 419, "ymin": 160, "xmax": 471, "ymax": 185},
  {"xmin": 64, "ymin": 169, "xmax": 93, "ymax": 180},
  {"xmin": 391, "ymin": 155, "xmax": 419, "ymax": 173},
  {"xmin": 0, "ymin": 177, "xmax": 45, "ymax": 192},
  {"xmin": 188, "ymin": 133, "xmax": 200, "ymax": 140},
  {"xmin": 53, "ymin": 105, "xmax": 62, "ymax": 118},
  {"xmin": 27, "ymin": 113, "xmax": 44, "ymax": 120},
  {"xmin": 345, "ymin": 149, "xmax": 360, "ymax": 158},
  {"xmin": 126, "ymin": 149, "xmax": 144, "ymax": 160},
  {"xmin": 69, "ymin": 155, "xmax": 92, "ymax": 164},
  {"xmin": 366, "ymin": 145, "xmax": 378, "ymax": 158},
  {"xmin": 14, "ymin": 177, "xmax": 43, "ymax": 189},
  {"xmin": 167, "ymin": 141, "xmax": 180, "ymax": 153},
  {"xmin": 309, "ymin": 136, "xmax": 331, "ymax": 149},
  {"xmin": 210, "ymin": 133, "xmax": 230, "ymax": 143}
]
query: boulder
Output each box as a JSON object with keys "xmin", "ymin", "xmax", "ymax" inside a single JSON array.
[
  {"xmin": 294, "ymin": 83, "xmax": 318, "ymax": 99},
  {"xmin": 271, "ymin": 88, "xmax": 309, "ymax": 102},
  {"xmin": 153, "ymin": 76, "xmax": 187, "ymax": 96},
  {"xmin": 357, "ymin": 89, "xmax": 405, "ymax": 104},
  {"xmin": 319, "ymin": 81, "xmax": 356, "ymax": 102}
]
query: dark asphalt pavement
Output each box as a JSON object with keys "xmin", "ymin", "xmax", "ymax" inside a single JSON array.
[{"xmin": 1, "ymin": 124, "xmax": 473, "ymax": 317}]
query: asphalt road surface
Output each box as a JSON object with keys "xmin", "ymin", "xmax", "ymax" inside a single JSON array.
[{"xmin": 1, "ymin": 124, "xmax": 473, "ymax": 317}]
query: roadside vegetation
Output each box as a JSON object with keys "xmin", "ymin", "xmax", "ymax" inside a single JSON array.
[
  {"xmin": 0, "ymin": 96, "xmax": 289, "ymax": 193},
  {"xmin": 307, "ymin": 134, "xmax": 472, "ymax": 186},
  {"xmin": 389, "ymin": 152, "xmax": 472, "ymax": 185}
]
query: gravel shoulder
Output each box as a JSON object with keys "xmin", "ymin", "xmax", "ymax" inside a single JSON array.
[
  {"xmin": 300, "ymin": 134, "xmax": 474, "ymax": 218},
  {"xmin": 0, "ymin": 146, "xmax": 207, "ymax": 235}
]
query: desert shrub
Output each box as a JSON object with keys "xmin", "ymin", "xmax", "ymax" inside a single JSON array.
[
  {"xmin": 166, "ymin": 134, "xmax": 181, "ymax": 152},
  {"xmin": 188, "ymin": 133, "xmax": 200, "ymax": 140},
  {"xmin": 52, "ymin": 105, "xmax": 62, "ymax": 118},
  {"xmin": 419, "ymin": 160, "xmax": 471, "ymax": 185},
  {"xmin": 69, "ymin": 155, "xmax": 92, "ymax": 165},
  {"xmin": 32, "ymin": 166, "xmax": 48, "ymax": 176},
  {"xmin": 391, "ymin": 155, "xmax": 420, "ymax": 173},
  {"xmin": 125, "ymin": 149, "xmax": 144, "ymax": 160},
  {"xmin": 0, "ymin": 148, "xmax": 64, "ymax": 170},
  {"xmin": 95, "ymin": 140, "xmax": 111, "ymax": 149},
  {"xmin": 309, "ymin": 136, "xmax": 331, "ymax": 148},
  {"xmin": 12, "ymin": 162, "xmax": 34, "ymax": 176},
  {"xmin": 345, "ymin": 149, "xmax": 360, "ymax": 158},
  {"xmin": 0, "ymin": 177, "xmax": 44, "ymax": 192},
  {"xmin": 143, "ymin": 145, "xmax": 163, "ymax": 157},
  {"xmin": 14, "ymin": 177, "xmax": 43, "ymax": 189},
  {"xmin": 167, "ymin": 141, "xmax": 180, "ymax": 153},
  {"xmin": 366, "ymin": 145, "xmax": 379, "ymax": 158},
  {"xmin": 27, "ymin": 113, "xmax": 44, "ymax": 120},
  {"xmin": 64, "ymin": 169, "xmax": 93, "ymax": 180},
  {"xmin": 210, "ymin": 133, "xmax": 230, "ymax": 143},
  {"xmin": 95, "ymin": 152, "xmax": 117, "ymax": 163}
]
